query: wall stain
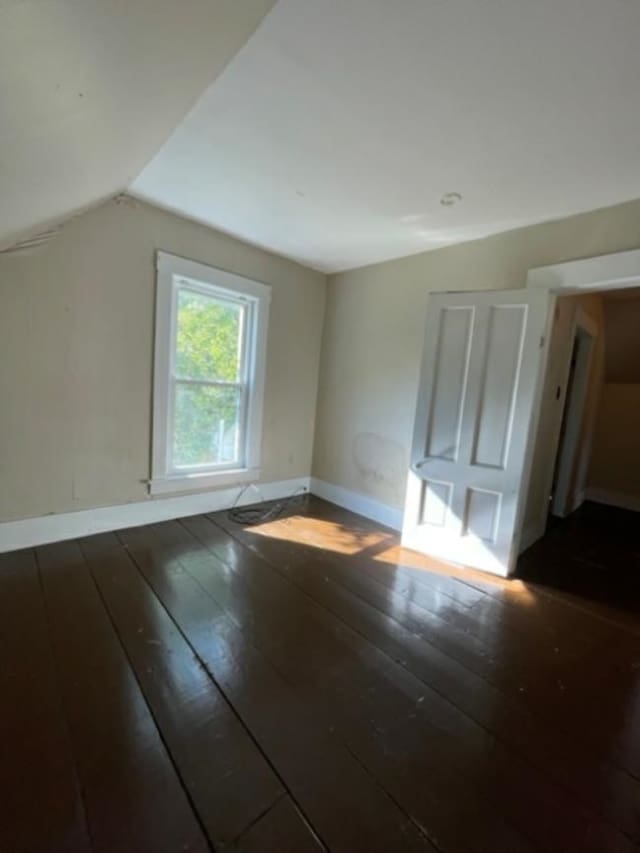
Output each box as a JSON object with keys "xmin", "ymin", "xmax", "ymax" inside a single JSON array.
[{"xmin": 352, "ymin": 432, "xmax": 407, "ymax": 503}]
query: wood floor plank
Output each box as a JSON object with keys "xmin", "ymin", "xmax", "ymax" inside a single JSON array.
[
  {"xmin": 518, "ymin": 503, "xmax": 640, "ymax": 626},
  {"xmin": 272, "ymin": 507, "xmax": 487, "ymax": 609},
  {"xmin": 223, "ymin": 505, "xmax": 640, "ymax": 839},
  {"xmin": 203, "ymin": 510, "xmax": 640, "ymax": 848},
  {"xmin": 313, "ymin": 497, "xmax": 639, "ymax": 646},
  {"xmin": 10, "ymin": 495, "xmax": 638, "ymax": 853},
  {"xmin": 169, "ymin": 516, "xmax": 616, "ymax": 853},
  {"xmin": 280, "ymin": 513, "xmax": 618, "ymax": 719},
  {"xmin": 79, "ymin": 531, "xmax": 321, "ymax": 851},
  {"xmin": 314, "ymin": 503, "xmax": 640, "ymax": 781},
  {"xmin": 214, "ymin": 502, "xmax": 640, "ymax": 790},
  {"xmin": 0, "ymin": 549, "xmax": 92, "ymax": 853},
  {"xmin": 117, "ymin": 523, "xmax": 437, "ymax": 853},
  {"xmin": 36, "ymin": 540, "xmax": 209, "ymax": 853},
  {"xmin": 302, "ymin": 499, "xmax": 627, "ymax": 673}
]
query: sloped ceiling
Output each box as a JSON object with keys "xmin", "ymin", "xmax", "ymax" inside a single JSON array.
[
  {"xmin": 131, "ymin": 0, "xmax": 640, "ymax": 272},
  {"xmin": 0, "ymin": 0, "xmax": 275, "ymax": 250}
]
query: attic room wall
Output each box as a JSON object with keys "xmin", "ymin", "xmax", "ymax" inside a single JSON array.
[
  {"xmin": 0, "ymin": 198, "xmax": 326, "ymax": 522},
  {"xmin": 312, "ymin": 198, "xmax": 640, "ymax": 519},
  {"xmin": 587, "ymin": 295, "xmax": 640, "ymax": 508}
]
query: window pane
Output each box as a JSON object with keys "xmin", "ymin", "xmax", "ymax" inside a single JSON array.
[
  {"xmin": 172, "ymin": 383, "xmax": 241, "ymax": 468},
  {"xmin": 175, "ymin": 287, "xmax": 243, "ymax": 382}
]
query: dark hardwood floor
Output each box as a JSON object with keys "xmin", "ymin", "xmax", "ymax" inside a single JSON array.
[
  {"xmin": 518, "ymin": 501, "xmax": 640, "ymax": 616},
  {"xmin": 1, "ymin": 495, "xmax": 639, "ymax": 852}
]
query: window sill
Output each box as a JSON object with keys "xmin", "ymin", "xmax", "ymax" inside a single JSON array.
[{"xmin": 148, "ymin": 468, "xmax": 258, "ymax": 496}]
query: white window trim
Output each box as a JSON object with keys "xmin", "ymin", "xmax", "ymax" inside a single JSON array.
[{"xmin": 149, "ymin": 251, "xmax": 270, "ymax": 496}]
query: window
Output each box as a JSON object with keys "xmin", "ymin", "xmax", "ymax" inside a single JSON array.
[{"xmin": 150, "ymin": 252, "xmax": 270, "ymax": 494}]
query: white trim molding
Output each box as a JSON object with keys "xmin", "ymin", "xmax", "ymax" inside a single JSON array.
[
  {"xmin": 550, "ymin": 308, "xmax": 598, "ymax": 519},
  {"xmin": 0, "ymin": 478, "xmax": 309, "ymax": 553},
  {"xmin": 148, "ymin": 467, "xmax": 257, "ymax": 496},
  {"xmin": 519, "ymin": 248, "xmax": 640, "ymax": 550},
  {"xmin": 1, "ymin": 477, "xmax": 405, "ymax": 553},
  {"xmin": 585, "ymin": 488, "xmax": 640, "ymax": 513},
  {"xmin": 151, "ymin": 251, "xmax": 271, "ymax": 495},
  {"xmin": 310, "ymin": 478, "xmax": 403, "ymax": 531},
  {"xmin": 527, "ymin": 248, "xmax": 640, "ymax": 293}
]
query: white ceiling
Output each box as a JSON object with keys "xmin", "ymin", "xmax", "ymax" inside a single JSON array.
[
  {"xmin": 131, "ymin": 0, "xmax": 640, "ymax": 273},
  {"xmin": 0, "ymin": 0, "xmax": 275, "ymax": 249}
]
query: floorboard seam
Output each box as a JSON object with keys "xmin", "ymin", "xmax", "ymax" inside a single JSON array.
[
  {"xmin": 116, "ymin": 531, "xmax": 331, "ymax": 853},
  {"xmin": 341, "ymin": 740, "xmax": 443, "ymax": 853},
  {"xmin": 80, "ymin": 542, "xmax": 217, "ymax": 852},
  {"xmin": 33, "ymin": 546, "xmax": 98, "ymax": 853},
  {"xmin": 203, "ymin": 515, "xmax": 640, "ymax": 839},
  {"xmin": 224, "ymin": 791, "xmax": 286, "ymax": 848},
  {"xmin": 177, "ymin": 519, "xmax": 546, "ymax": 852}
]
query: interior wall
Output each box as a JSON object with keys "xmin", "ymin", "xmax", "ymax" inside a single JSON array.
[
  {"xmin": 588, "ymin": 385, "xmax": 640, "ymax": 506},
  {"xmin": 0, "ymin": 197, "xmax": 326, "ymax": 522},
  {"xmin": 312, "ymin": 198, "xmax": 640, "ymax": 513},
  {"xmin": 600, "ymin": 295, "xmax": 640, "ymax": 383},
  {"xmin": 586, "ymin": 292, "xmax": 640, "ymax": 506}
]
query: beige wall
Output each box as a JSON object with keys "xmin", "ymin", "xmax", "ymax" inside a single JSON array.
[
  {"xmin": 588, "ymin": 384, "xmax": 640, "ymax": 502},
  {"xmin": 312, "ymin": 198, "xmax": 640, "ymax": 511},
  {"xmin": 602, "ymin": 296, "xmax": 640, "ymax": 383},
  {"xmin": 587, "ymin": 293, "xmax": 640, "ymax": 503},
  {"xmin": 0, "ymin": 197, "xmax": 326, "ymax": 522}
]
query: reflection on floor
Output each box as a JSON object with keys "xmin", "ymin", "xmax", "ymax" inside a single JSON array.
[
  {"xmin": 1, "ymin": 495, "xmax": 639, "ymax": 852},
  {"xmin": 518, "ymin": 501, "xmax": 640, "ymax": 615}
]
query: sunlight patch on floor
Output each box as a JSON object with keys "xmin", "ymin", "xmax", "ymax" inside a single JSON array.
[
  {"xmin": 246, "ymin": 515, "xmax": 395, "ymax": 555},
  {"xmin": 244, "ymin": 511, "xmax": 539, "ymax": 604},
  {"xmin": 374, "ymin": 543, "xmax": 537, "ymax": 600}
]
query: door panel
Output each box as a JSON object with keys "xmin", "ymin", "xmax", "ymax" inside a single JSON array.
[
  {"xmin": 472, "ymin": 304, "xmax": 526, "ymax": 469},
  {"xmin": 425, "ymin": 306, "xmax": 474, "ymax": 461},
  {"xmin": 403, "ymin": 289, "xmax": 548, "ymax": 576},
  {"xmin": 420, "ymin": 479, "xmax": 453, "ymax": 527}
]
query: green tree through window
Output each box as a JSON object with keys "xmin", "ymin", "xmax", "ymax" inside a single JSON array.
[{"xmin": 173, "ymin": 287, "xmax": 245, "ymax": 467}]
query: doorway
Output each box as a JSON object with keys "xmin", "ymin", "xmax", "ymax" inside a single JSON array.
[
  {"xmin": 403, "ymin": 248, "xmax": 640, "ymax": 578},
  {"xmin": 516, "ymin": 282, "xmax": 640, "ymax": 606}
]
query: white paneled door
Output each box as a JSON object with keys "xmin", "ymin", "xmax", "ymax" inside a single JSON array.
[{"xmin": 403, "ymin": 289, "xmax": 549, "ymax": 576}]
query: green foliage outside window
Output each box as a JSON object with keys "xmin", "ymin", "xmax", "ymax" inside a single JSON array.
[{"xmin": 173, "ymin": 288, "xmax": 244, "ymax": 467}]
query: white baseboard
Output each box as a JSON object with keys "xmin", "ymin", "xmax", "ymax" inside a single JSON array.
[
  {"xmin": 0, "ymin": 477, "xmax": 310, "ymax": 553},
  {"xmin": 310, "ymin": 477, "xmax": 403, "ymax": 530},
  {"xmin": 585, "ymin": 487, "xmax": 640, "ymax": 513},
  {"xmin": 3, "ymin": 475, "xmax": 408, "ymax": 553}
]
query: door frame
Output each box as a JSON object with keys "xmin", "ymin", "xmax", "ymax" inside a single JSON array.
[
  {"xmin": 521, "ymin": 248, "xmax": 640, "ymax": 549},
  {"xmin": 550, "ymin": 309, "xmax": 597, "ymax": 518}
]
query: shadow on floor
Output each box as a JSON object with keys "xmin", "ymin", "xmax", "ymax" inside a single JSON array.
[{"xmin": 517, "ymin": 501, "xmax": 640, "ymax": 614}]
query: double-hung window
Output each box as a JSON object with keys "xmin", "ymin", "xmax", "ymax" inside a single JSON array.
[{"xmin": 150, "ymin": 251, "xmax": 270, "ymax": 495}]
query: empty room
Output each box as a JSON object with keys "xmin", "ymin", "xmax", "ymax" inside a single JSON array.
[{"xmin": 1, "ymin": 2, "xmax": 639, "ymax": 852}]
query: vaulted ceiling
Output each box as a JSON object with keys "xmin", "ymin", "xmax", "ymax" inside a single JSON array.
[
  {"xmin": 0, "ymin": 0, "xmax": 275, "ymax": 250},
  {"xmin": 4, "ymin": 0, "xmax": 640, "ymax": 271}
]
